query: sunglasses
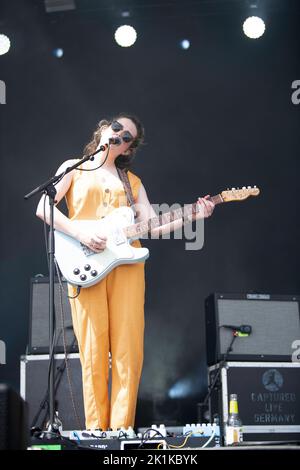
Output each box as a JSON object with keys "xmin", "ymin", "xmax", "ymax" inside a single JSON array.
[{"xmin": 111, "ymin": 120, "xmax": 134, "ymax": 144}]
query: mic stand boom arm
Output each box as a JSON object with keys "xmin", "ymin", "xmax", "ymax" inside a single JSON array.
[{"xmin": 24, "ymin": 146, "xmax": 104, "ymax": 201}]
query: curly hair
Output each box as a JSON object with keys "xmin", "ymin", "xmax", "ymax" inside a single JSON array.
[{"xmin": 83, "ymin": 113, "xmax": 145, "ymax": 171}]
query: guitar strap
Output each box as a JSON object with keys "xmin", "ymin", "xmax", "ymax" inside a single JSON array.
[{"xmin": 117, "ymin": 168, "xmax": 138, "ymax": 219}]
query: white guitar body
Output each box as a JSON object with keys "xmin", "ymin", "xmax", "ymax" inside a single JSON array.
[{"xmin": 54, "ymin": 207, "xmax": 149, "ymax": 288}]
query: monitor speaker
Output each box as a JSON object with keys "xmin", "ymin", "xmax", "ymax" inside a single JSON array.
[
  {"xmin": 0, "ymin": 384, "xmax": 28, "ymax": 449},
  {"xmin": 28, "ymin": 276, "xmax": 78, "ymax": 354},
  {"xmin": 205, "ymin": 293, "xmax": 300, "ymax": 365}
]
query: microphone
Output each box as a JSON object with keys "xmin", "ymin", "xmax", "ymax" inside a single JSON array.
[
  {"xmin": 222, "ymin": 324, "xmax": 252, "ymax": 334},
  {"xmin": 97, "ymin": 137, "xmax": 121, "ymax": 152},
  {"xmin": 98, "ymin": 143, "xmax": 109, "ymax": 152},
  {"xmin": 109, "ymin": 136, "xmax": 122, "ymax": 145}
]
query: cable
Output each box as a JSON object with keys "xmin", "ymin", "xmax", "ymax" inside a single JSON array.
[
  {"xmin": 140, "ymin": 428, "xmax": 169, "ymax": 449},
  {"xmin": 198, "ymin": 332, "xmax": 238, "ymax": 420},
  {"xmin": 30, "ymin": 328, "xmax": 58, "ymax": 429},
  {"xmin": 39, "ymin": 194, "xmax": 58, "ymax": 430},
  {"xmin": 41, "ymin": 143, "xmax": 110, "ymax": 259},
  {"xmin": 57, "ymin": 277, "xmax": 83, "ymax": 430},
  {"xmin": 43, "ymin": 195, "xmax": 49, "ymax": 267},
  {"xmin": 72, "ymin": 431, "xmax": 81, "ymax": 444},
  {"xmin": 157, "ymin": 432, "xmax": 193, "ymax": 449},
  {"xmin": 201, "ymin": 429, "xmax": 216, "ymax": 448},
  {"xmin": 44, "ymin": 307, "xmax": 59, "ymax": 430},
  {"xmin": 55, "ymin": 258, "xmax": 81, "ymax": 299},
  {"xmin": 73, "ymin": 145, "xmax": 110, "ymax": 172},
  {"xmin": 30, "ymin": 271, "xmax": 80, "ymax": 429},
  {"xmin": 156, "ymin": 429, "xmax": 216, "ymax": 450}
]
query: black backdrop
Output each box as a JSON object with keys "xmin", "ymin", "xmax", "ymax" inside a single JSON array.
[{"xmin": 0, "ymin": 0, "xmax": 299, "ymax": 427}]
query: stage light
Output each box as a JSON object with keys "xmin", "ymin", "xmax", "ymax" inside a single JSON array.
[
  {"xmin": 121, "ymin": 10, "xmax": 130, "ymax": 18},
  {"xmin": 0, "ymin": 34, "xmax": 11, "ymax": 56},
  {"xmin": 243, "ymin": 16, "xmax": 265, "ymax": 39},
  {"xmin": 114, "ymin": 25, "xmax": 137, "ymax": 47},
  {"xmin": 53, "ymin": 48, "xmax": 64, "ymax": 58},
  {"xmin": 169, "ymin": 379, "xmax": 192, "ymax": 399},
  {"xmin": 180, "ymin": 39, "xmax": 190, "ymax": 50},
  {"xmin": 44, "ymin": 0, "xmax": 75, "ymax": 13}
]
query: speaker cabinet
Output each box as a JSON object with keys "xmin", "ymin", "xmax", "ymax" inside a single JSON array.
[
  {"xmin": 20, "ymin": 354, "xmax": 85, "ymax": 431},
  {"xmin": 205, "ymin": 293, "xmax": 300, "ymax": 365},
  {"xmin": 0, "ymin": 384, "xmax": 28, "ymax": 449},
  {"xmin": 28, "ymin": 276, "xmax": 78, "ymax": 354}
]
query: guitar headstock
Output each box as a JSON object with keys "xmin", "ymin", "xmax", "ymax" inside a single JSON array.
[{"xmin": 221, "ymin": 186, "xmax": 260, "ymax": 202}]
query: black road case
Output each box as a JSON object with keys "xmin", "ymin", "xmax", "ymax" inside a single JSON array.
[{"xmin": 208, "ymin": 361, "xmax": 300, "ymax": 443}]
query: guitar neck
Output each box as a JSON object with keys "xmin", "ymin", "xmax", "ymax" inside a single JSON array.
[{"xmin": 124, "ymin": 194, "xmax": 224, "ymax": 240}]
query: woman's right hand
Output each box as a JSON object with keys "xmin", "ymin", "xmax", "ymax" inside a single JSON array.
[{"xmin": 77, "ymin": 229, "xmax": 107, "ymax": 252}]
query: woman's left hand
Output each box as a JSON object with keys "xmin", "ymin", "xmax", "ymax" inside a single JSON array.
[{"xmin": 195, "ymin": 195, "xmax": 215, "ymax": 219}]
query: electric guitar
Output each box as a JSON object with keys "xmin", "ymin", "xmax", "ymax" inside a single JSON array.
[{"xmin": 54, "ymin": 186, "xmax": 260, "ymax": 287}]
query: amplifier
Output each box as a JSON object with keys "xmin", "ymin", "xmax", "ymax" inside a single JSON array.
[
  {"xmin": 205, "ymin": 293, "xmax": 300, "ymax": 364},
  {"xmin": 28, "ymin": 276, "xmax": 78, "ymax": 354}
]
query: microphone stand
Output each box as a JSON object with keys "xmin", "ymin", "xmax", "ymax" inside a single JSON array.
[
  {"xmin": 24, "ymin": 145, "xmax": 106, "ymax": 434},
  {"xmin": 31, "ymin": 334, "xmax": 78, "ymax": 432},
  {"xmin": 198, "ymin": 332, "xmax": 238, "ymax": 425}
]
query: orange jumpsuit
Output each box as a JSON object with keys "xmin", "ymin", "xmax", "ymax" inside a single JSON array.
[{"xmin": 65, "ymin": 166, "xmax": 145, "ymax": 430}]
